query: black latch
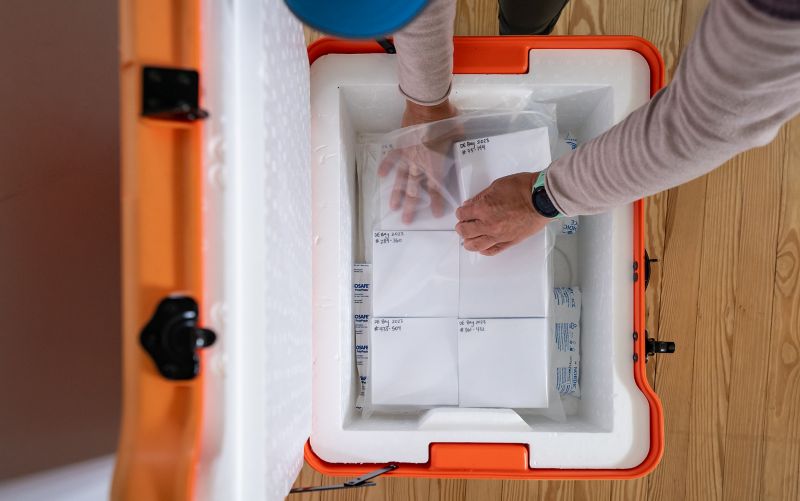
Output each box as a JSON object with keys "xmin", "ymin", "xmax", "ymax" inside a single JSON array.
[
  {"xmin": 290, "ymin": 464, "xmax": 397, "ymax": 494},
  {"xmin": 645, "ymin": 330, "xmax": 675, "ymax": 361},
  {"xmin": 141, "ymin": 66, "xmax": 209, "ymax": 122},
  {"xmin": 644, "ymin": 249, "xmax": 658, "ymax": 290},
  {"xmin": 140, "ymin": 296, "xmax": 216, "ymax": 380},
  {"xmin": 635, "ymin": 250, "xmax": 658, "ymax": 289}
]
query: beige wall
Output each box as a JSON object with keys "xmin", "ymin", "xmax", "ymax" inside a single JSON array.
[{"xmin": 0, "ymin": 0, "xmax": 121, "ymax": 479}]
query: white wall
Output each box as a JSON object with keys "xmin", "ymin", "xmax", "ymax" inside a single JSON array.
[{"xmin": 0, "ymin": 0, "xmax": 121, "ymax": 480}]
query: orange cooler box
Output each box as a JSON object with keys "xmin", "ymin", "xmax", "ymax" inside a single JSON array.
[{"xmin": 113, "ymin": 0, "xmax": 665, "ymax": 499}]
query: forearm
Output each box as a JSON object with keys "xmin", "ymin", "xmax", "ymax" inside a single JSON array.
[
  {"xmin": 546, "ymin": 0, "xmax": 800, "ymax": 216},
  {"xmin": 393, "ymin": 0, "xmax": 456, "ymax": 105}
]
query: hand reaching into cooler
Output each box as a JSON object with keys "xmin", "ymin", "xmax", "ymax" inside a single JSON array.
[
  {"xmin": 455, "ymin": 172, "xmax": 550, "ymax": 256},
  {"xmin": 378, "ymin": 99, "xmax": 459, "ymax": 224}
]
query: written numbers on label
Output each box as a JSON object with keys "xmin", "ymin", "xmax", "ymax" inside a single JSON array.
[
  {"xmin": 374, "ymin": 318, "xmax": 404, "ymax": 332},
  {"xmin": 374, "ymin": 231, "xmax": 405, "ymax": 245},
  {"xmin": 459, "ymin": 319, "xmax": 487, "ymax": 333},
  {"xmin": 458, "ymin": 137, "xmax": 490, "ymax": 156}
]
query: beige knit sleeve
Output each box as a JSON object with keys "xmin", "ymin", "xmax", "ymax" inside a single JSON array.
[
  {"xmin": 393, "ymin": 0, "xmax": 456, "ymax": 105},
  {"xmin": 545, "ymin": 0, "xmax": 800, "ymax": 216}
]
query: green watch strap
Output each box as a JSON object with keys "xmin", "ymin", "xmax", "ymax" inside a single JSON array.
[{"xmin": 533, "ymin": 170, "xmax": 547, "ymax": 190}]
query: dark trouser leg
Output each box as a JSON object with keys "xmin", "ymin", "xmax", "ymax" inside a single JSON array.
[{"xmin": 498, "ymin": 0, "xmax": 570, "ymax": 35}]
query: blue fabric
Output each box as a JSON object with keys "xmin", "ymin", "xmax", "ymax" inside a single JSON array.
[{"xmin": 285, "ymin": 0, "xmax": 430, "ymax": 38}]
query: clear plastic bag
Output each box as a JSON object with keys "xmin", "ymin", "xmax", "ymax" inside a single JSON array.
[
  {"xmin": 355, "ymin": 103, "xmax": 560, "ymax": 259},
  {"xmin": 356, "ymin": 104, "xmax": 566, "ymax": 420},
  {"xmin": 370, "ymin": 107, "xmax": 558, "ymax": 232}
]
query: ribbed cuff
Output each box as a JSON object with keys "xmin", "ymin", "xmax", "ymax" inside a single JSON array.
[
  {"xmin": 544, "ymin": 169, "xmax": 573, "ymax": 217},
  {"xmin": 398, "ymin": 81, "xmax": 452, "ymax": 106}
]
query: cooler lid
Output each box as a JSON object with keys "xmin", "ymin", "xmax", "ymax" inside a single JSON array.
[
  {"xmin": 252, "ymin": 1, "xmax": 312, "ymax": 498},
  {"xmin": 202, "ymin": 0, "xmax": 313, "ymax": 498}
]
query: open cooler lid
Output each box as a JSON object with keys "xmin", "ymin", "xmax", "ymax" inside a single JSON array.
[{"xmin": 200, "ymin": 0, "xmax": 313, "ymax": 499}]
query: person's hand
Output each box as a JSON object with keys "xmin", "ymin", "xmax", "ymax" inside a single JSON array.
[
  {"xmin": 378, "ymin": 99, "xmax": 459, "ymax": 224},
  {"xmin": 455, "ymin": 172, "xmax": 550, "ymax": 256},
  {"xmin": 401, "ymin": 99, "xmax": 458, "ymax": 128}
]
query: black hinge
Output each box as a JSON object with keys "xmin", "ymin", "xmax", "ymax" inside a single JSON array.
[
  {"xmin": 141, "ymin": 66, "xmax": 209, "ymax": 122},
  {"xmin": 376, "ymin": 38, "xmax": 396, "ymax": 54},
  {"xmin": 634, "ymin": 249, "xmax": 659, "ymax": 290},
  {"xmin": 140, "ymin": 296, "xmax": 217, "ymax": 380},
  {"xmin": 289, "ymin": 464, "xmax": 397, "ymax": 494}
]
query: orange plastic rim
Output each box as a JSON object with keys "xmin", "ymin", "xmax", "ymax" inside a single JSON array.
[
  {"xmin": 113, "ymin": 0, "xmax": 206, "ymax": 499},
  {"xmin": 304, "ymin": 36, "xmax": 666, "ymax": 480}
]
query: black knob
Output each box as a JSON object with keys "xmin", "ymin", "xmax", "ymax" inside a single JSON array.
[
  {"xmin": 140, "ymin": 296, "xmax": 217, "ymax": 380},
  {"xmin": 645, "ymin": 335, "xmax": 676, "ymax": 359}
]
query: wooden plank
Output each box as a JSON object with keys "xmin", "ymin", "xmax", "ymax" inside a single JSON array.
[
  {"xmin": 551, "ymin": 1, "xmax": 574, "ymax": 36},
  {"xmin": 291, "ymin": 463, "xmax": 360, "ymax": 501},
  {"xmin": 719, "ymin": 132, "xmax": 785, "ymax": 500},
  {"xmin": 676, "ymin": 0, "xmax": 711, "ymax": 75},
  {"xmin": 538, "ymin": 480, "xmax": 574, "ymax": 501},
  {"xmin": 643, "ymin": 197, "xmax": 666, "ymax": 384},
  {"xmin": 636, "ymin": 0, "xmax": 705, "ymax": 413},
  {"xmin": 683, "ymin": 152, "xmax": 743, "ymax": 501},
  {"xmin": 610, "ymin": 476, "xmax": 647, "ymax": 501},
  {"xmin": 645, "ymin": 177, "xmax": 708, "ymax": 501},
  {"xmin": 637, "ymin": 0, "xmax": 688, "ymax": 397},
  {"xmin": 680, "ymin": 0, "xmax": 708, "ymax": 53},
  {"xmin": 641, "ymin": 0, "xmax": 686, "ymax": 80},
  {"xmin": 501, "ymin": 479, "xmax": 539, "ymax": 499},
  {"xmin": 464, "ymin": 479, "xmax": 506, "ymax": 501},
  {"xmin": 569, "ymin": 0, "xmax": 644, "ymax": 36},
  {"xmin": 762, "ymin": 116, "xmax": 800, "ymax": 501},
  {"xmin": 435, "ymin": 478, "xmax": 468, "ymax": 500},
  {"xmin": 454, "ymin": 0, "xmax": 497, "ymax": 36},
  {"xmin": 675, "ymin": 0, "xmax": 746, "ymax": 479},
  {"xmin": 573, "ymin": 480, "xmax": 612, "ymax": 501},
  {"xmin": 382, "ymin": 476, "xmax": 437, "ymax": 501},
  {"xmin": 304, "ymin": 26, "xmax": 324, "ymax": 45},
  {"xmin": 643, "ymin": 2, "xmax": 710, "ymax": 501},
  {"xmin": 568, "ymin": 0, "xmax": 604, "ymax": 36}
]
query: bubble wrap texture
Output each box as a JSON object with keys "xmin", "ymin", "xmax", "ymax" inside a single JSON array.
[{"xmin": 262, "ymin": 1, "xmax": 310, "ymax": 498}]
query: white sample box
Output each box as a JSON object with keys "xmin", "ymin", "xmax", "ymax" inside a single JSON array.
[
  {"xmin": 455, "ymin": 127, "xmax": 553, "ymax": 318},
  {"xmin": 459, "ymin": 233, "xmax": 550, "ymax": 318},
  {"xmin": 458, "ymin": 318, "xmax": 549, "ymax": 408},
  {"xmin": 370, "ymin": 317, "xmax": 459, "ymax": 406},
  {"xmin": 455, "ymin": 127, "xmax": 552, "ymax": 201},
  {"xmin": 372, "ymin": 230, "xmax": 459, "ymax": 317}
]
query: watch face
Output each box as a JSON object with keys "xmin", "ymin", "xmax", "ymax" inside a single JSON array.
[{"xmin": 532, "ymin": 187, "xmax": 559, "ymax": 218}]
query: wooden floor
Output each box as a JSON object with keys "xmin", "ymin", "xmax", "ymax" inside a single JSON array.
[{"xmin": 297, "ymin": 1, "xmax": 800, "ymax": 499}]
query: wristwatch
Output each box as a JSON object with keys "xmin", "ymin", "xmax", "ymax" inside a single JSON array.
[{"xmin": 531, "ymin": 170, "xmax": 561, "ymax": 219}]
